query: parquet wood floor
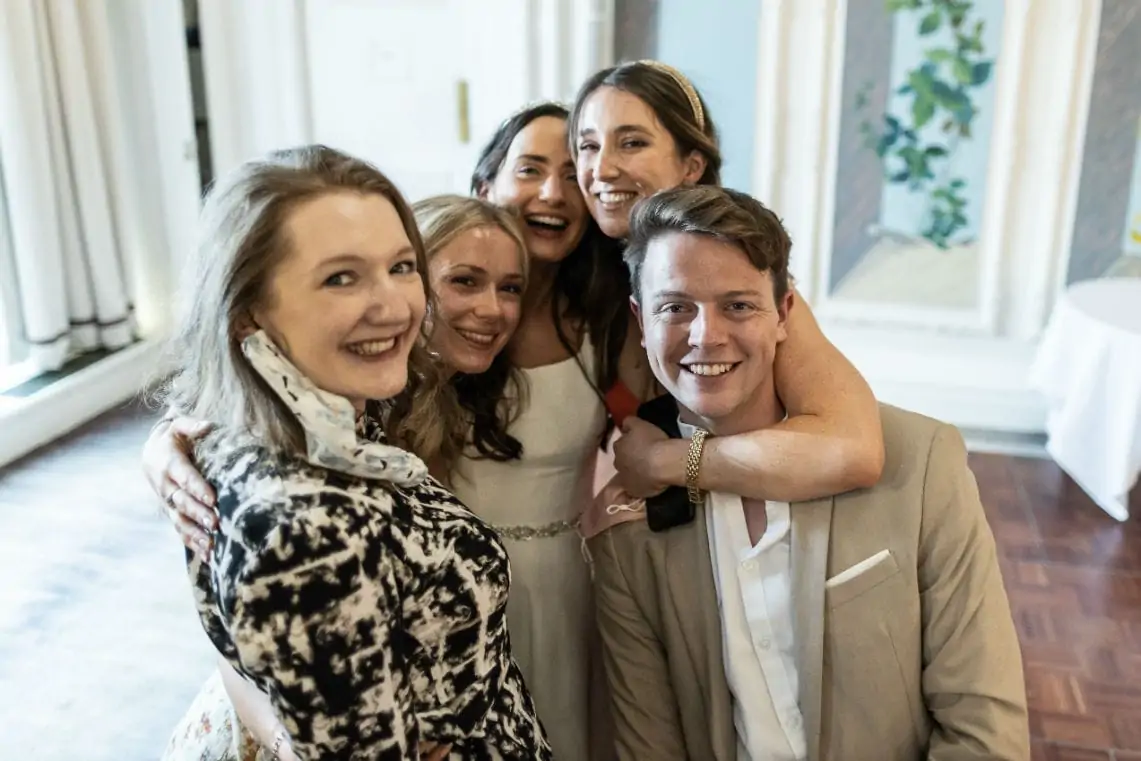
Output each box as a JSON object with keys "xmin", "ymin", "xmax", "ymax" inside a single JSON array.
[{"xmin": 970, "ymin": 452, "xmax": 1141, "ymax": 759}]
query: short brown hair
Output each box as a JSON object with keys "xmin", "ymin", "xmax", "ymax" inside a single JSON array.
[{"xmin": 624, "ymin": 186, "xmax": 792, "ymax": 303}]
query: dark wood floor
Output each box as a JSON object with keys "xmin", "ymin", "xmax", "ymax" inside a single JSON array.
[
  {"xmin": 970, "ymin": 452, "xmax": 1141, "ymax": 760},
  {"xmin": 0, "ymin": 402, "xmax": 1138, "ymax": 758}
]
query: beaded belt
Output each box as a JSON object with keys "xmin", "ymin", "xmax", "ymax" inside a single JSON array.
[{"xmin": 492, "ymin": 517, "xmax": 580, "ymax": 541}]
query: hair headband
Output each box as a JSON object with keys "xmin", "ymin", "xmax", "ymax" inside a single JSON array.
[{"xmin": 634, "ymin": 60, "xmax": 706, "ymax": 132}]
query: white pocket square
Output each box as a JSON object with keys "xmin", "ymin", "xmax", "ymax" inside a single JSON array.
[{"xmin": 825, "ymin": 549, "xmax": 892, "ymax": 589}]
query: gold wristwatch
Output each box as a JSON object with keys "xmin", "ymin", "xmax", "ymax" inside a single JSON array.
[{"xmin": 686, "ymin": 429, "xmax": 708, "ymax": 504}]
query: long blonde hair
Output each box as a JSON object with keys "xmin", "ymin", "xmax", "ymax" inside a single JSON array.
[
  {"xmin": 403, "ymin": 194, "xmax": 530, "ymax": 476},
  {"xmin": 158, "ymin": 144, "xmax": 441, "ymax": 456},
  {"xmin": 414, "ymin": 194, "xmax": 528, "ymax": 276}
]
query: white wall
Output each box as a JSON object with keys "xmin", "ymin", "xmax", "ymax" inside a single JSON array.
[{"xmin": 656, "ymin": 0, "xmax": 763, "ymax": 192}]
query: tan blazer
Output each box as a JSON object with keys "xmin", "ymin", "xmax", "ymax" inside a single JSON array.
[{"xmin": 589, "ymin": 404, "xmax": 1029, "ymax": 761}]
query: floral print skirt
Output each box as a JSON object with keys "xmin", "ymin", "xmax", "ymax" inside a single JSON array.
[{"xmin": 161, "ymin": 670, "xmax": 261, "ymax": 761}]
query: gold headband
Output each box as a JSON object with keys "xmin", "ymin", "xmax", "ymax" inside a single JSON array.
[{"xmin": 634, "ymin": 60, "xmax": 706, "ymax": 132}]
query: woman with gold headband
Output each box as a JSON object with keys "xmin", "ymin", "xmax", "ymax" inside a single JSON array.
[
  {"xmin": 563, "ymin": 60, "xmax": 883, "ymax": 513},
  {"xmin": 147, "ymin": 60, "xmax": 884, "ymax": 761}
]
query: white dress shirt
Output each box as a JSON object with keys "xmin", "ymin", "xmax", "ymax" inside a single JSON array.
[{"xmin": 680, "ymin": 420, "xmax": 807, "ymax": 761}]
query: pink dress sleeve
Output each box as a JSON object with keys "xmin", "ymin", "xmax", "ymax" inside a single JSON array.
[{"xmin": 580, "ymin": 440, "xmax": 646, "ymax": 540}]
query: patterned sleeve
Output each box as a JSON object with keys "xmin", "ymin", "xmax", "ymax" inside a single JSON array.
[{"xmin": 225, "ymin": 502, "xmax": 419, "ymax": 761}]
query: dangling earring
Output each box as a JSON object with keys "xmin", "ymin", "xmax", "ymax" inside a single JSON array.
[{"xmin": 422, "ymin": 302, "xmax": 442, "ymax": 363}]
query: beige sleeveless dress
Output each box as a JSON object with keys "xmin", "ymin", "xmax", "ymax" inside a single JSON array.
[{"xmin": 450, "ymin": 336, "xmax": 609, "ymax": 761}]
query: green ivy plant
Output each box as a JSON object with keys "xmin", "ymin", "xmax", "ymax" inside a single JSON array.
[{"xmin": 855, "ymin": 0, "xmax": 994, "ymax": 248}]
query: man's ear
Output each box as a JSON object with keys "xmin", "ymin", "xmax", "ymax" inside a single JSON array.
[
  {"xmin": 629, "ymin": 296, "xmax": 645, "ymax": 348},
  {"xmin": 775, "ymin": 289, "xmax": 794, "ymax": 342},
  {"xmin": 682, "ymin": 150, "xmax": 707, "ymax": 186}
]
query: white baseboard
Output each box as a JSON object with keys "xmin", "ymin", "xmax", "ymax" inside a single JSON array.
[
  {"xmin": 823, "ymin": 324, "xmax": 1049, "ymax": 435},
  {"xmin": 869, "ymin": 376, "xmax": 1047, "ymax": 434},
  {"xmin": 959, "ymin": 428, "xmax": 1049, "ymax": 459},
  {"xmin": 0, "ymin": 340, "xmax": 163, "ymax": 469}
]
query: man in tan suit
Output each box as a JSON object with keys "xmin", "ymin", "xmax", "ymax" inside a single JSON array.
[{"xmin": 590, "ymin": 186, "xmax": 1029, "ymax": 760}]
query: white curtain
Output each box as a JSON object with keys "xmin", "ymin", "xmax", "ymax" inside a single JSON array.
[{"xmin": 0, "ymin": 0, "xmax": 138, "ymax": 373}]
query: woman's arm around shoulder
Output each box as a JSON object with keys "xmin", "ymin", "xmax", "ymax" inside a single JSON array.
[
  {"xmin": 142, "ymin": 412, "xmax": 218, "ymax": 559},
  {"xmin": 615, "ymin": 288, "xmax": 885, "ymax": 502},
  {"xmin": 720, "ymin": 286, "xmax": 885, "ymax": 498}
]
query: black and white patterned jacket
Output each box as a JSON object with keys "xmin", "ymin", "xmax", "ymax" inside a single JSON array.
[{"xmin": 187, "ymin": 406, "xmax": 551, "ymax": 760}]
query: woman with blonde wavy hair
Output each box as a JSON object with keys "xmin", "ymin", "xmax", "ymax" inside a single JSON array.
[
  {"xmin": 401, "ymin": 194, "xmax": 531, "ymax": 479},
  {"xmin": 156, "ymin": 145, "xmax": 548, "ymax": 761}
]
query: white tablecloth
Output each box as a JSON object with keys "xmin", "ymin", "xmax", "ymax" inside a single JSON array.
[{"xmin": 1029, "ymin": 278, "xmax": 1141, "ymax": 521}]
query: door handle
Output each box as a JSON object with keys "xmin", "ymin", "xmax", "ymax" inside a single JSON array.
[{"xmin": 456, "ymin": 79, "xmax": 471, "ymax": 144}]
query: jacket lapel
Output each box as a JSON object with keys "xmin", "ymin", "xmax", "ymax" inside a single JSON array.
[
  {"xmin": 665, "ymin": 504, "xmax": 737, "ymax": 761},
  {"xmin": 790, "ymin": 496, "xmax": 834, "ymax": 761}
]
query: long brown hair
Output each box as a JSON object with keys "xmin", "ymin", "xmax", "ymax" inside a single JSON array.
[
  {"xmin": 158, "ymin": 144, "xmax": 442, "ymax": 457},
  {"xmin": 564, "ymin": 62, "xmax": 724, "ymax": 425},
  {"xmin": 569, "ymin": 60, "xmax": 722, "ymax": 186},
  {"xmin": 410, "ymin": 194, "xmax": 531, "ymax": 475},
  {"xmin": 470, "ymin": 102, "xmax": 629, "ymax": 433}
]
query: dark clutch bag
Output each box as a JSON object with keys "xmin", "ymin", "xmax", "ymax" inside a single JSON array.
[{"xmin": 635, "ymin": 394, "xmax": 695, "ymax": 533}]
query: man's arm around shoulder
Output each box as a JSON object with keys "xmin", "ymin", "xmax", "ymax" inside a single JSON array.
[
  {"xmin": 591, "ymin": 527, "xmax": 689, "ymax": 761},
  {"xmin": 920, "ymin": 423, "xmax": 1030, "ymax": 760}
]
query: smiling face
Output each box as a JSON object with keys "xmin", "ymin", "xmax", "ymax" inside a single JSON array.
[
  {"xmin": 482, "ymin": 115, "xmax": 588, "ymax": 264},
  {"xmin": 632, "ymin": 231, "xmax": 792, "ymax": 435},
  {"xmin": 250, "ymin": 191, "xmax": 427, "ymax": 411},
  {"xmin": 575, "ymin": 87, "xmax": 706, "ymax": 240},
  {"xmin": 427, "ymin": 225, "xmax": 525, "ymax": 374}
]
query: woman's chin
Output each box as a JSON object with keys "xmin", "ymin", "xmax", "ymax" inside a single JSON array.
[
  {"xmin": 527, "ymin": 238, "xmax": 576, "ymax": 265},
  {"xmin": 329, "ymin": 373, "xmax": 410, "ymax": 406},
  {"xmin": 593, "ymin": 211, "xmax": 630, "ymax": 240},
  {"xmin": 449, "ymin": 356, "xmax": 495, "ymax": 376}
]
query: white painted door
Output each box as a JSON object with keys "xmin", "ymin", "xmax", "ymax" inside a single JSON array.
[
  {"xmin": 301, "ymin": 0, "xmax": 610, "ymax": 202},
  {"xmin": 303, "ymin": 0, "xmax": 476, "ymax": 201}
]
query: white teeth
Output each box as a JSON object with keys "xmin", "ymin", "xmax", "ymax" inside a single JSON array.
[
  {"xmin": 598, "ymin": 191, "xmax": 637, "ymax": 205},
  {"xmin": 686, "ymin": 363, "xmax": 735, "ymax": 377},
  {"xmin": 526, "ymin": 214, "xmax": 568, "ymax": 228},
  {"xmin": 347, "ymin": 338, "xmax": 396, "ymax": 356},
  {"xmin": 457, "ymin": 329, "xmax": 496, "ymax": 347}
]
